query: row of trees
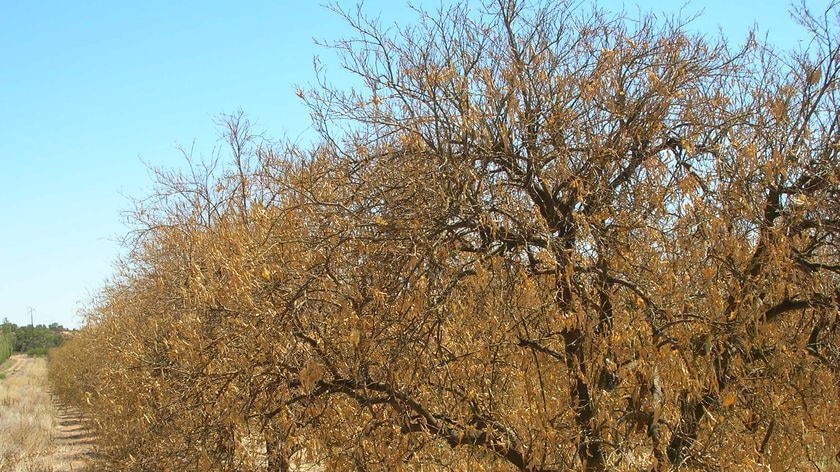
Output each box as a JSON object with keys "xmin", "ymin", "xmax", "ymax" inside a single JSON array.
[
  {"xmin": 0, "ymin": 320, "xmax": 66, "ymax": 356},
  {"xmin": 50, "ymin": 1, "xmax": 838, "ymax": 470}
]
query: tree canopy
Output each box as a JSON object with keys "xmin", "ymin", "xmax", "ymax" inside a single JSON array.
[
  {"xmin": 51, "ymin": 1, "xmax": 839, "ymax": 470},
  {"xmin": 0, "ymin": 320, "xmax": 66, "ymax": 356}
]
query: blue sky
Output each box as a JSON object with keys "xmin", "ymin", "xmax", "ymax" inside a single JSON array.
[{"xmin": 0, "ymin": 0, "xmax": 830, "ymax": 328}]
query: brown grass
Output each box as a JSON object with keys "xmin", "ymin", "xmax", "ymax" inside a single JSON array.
[{"xmin": 0, "ymin": 355, "xmax": 92, "ymax": 471}]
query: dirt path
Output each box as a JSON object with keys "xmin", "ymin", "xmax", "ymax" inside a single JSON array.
[
  {"xmin": 44, "ymin": 402, "xmax": 95, "ymax": 471},
  {"xmin": 1, "ymin": 353, "xmax": 26, "ymax": 375},
  {"xmin": 0, "ymin": 355, "xmax": 95, "ymax": 471}
]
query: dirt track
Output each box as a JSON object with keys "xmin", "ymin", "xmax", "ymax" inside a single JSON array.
[
  {"xmin": 0, "ymin": 355, "xmax": 95, "ymax": 471},
  {"xmin": 46, "ymin": 400, "xmax": 95, "ymax": 471},
  {"xmin": 2, "ymin": 354, "xmax": 26, "ymax": 375}
]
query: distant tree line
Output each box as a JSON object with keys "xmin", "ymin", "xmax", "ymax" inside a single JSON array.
[{"xmin": 0, "ymin": 319, "xmax": 66, "ymax": 356}]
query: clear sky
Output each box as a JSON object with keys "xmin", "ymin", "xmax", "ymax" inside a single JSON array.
[{"xmin": 0, "ymin": 0, "xmax": 830, "ymax": 328}]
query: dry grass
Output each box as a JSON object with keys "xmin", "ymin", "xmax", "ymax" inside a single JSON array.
[{"xmin": 0, "ymin": 355, "xmax": 91, "ymax": 472}]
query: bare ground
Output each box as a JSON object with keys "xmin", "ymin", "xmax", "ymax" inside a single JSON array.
[{"xmin": 0, "ymin": 355, "xmax": 95, "ymax": 472}]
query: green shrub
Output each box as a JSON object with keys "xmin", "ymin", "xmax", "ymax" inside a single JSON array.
[
  {"xmin": 26, "ymin": 347, "xmax": 49, "ymax": 357},
  {"xmin": 0, "ymin": 332, "xmax": 13, "ymax": 365}
]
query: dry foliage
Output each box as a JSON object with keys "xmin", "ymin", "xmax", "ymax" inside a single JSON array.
[{"xmin": 50, "ymin": 1, "xmax": 839, "ymax": 470}]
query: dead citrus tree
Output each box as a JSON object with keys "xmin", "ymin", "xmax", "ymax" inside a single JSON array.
[
  {"xmin": 292, "ymin": 0, "xmax": 839, "ymax": 470},
  {"xmin": 50, "ymin": 1, "xmax": 838, "ymax": 471}
]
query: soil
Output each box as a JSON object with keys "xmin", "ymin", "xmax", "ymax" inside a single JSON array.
[
  {"xmin": 45, "ymin": 401, "xmax": 96, "ymax": 471},
  {"xmin": 1, "ymin": 354, "xmax": 26, "ymax": 375}
]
